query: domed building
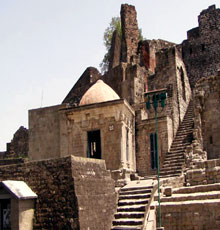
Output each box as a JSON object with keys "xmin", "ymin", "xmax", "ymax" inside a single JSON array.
[{"xmin": 29, "ymin": 79, "xmax": 136, "ymax": 178}]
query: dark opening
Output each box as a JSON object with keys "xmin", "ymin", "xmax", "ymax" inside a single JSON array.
[
  {"xmin": 180, "ymin": 68, "xmax": 186, "ymax": 101},
  {"xmin": 210, "ymin": 136, "xmax": 213, "ymax": 144},
  {"xmin": 87, "ymin": 130, "xmax": 101, "ymax": 159},
  {"xmin": 0, "ymin": 199, "xmax": 11, "ymax": 230},
  {"xmin": 150, "ymin": 133, "xmax": 158, "ymax": 169},
  {"xmin": 190, "ymin": 47, "xmax": 193, "ymax": 54},
  {"xmin": 201, "ymin": 44, "xmax": 205, "ymax": 52}
]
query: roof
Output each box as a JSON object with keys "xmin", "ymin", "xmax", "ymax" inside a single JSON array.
[
  {"xmin": 2, "ymin": 180, "xmax": 37, "ymax": 200},
  {"xmin": 79, "ymin": 80, "xmax": 120, "ymax": 106}
]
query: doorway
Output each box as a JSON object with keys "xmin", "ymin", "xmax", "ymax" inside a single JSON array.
[
  {"xmin": 87, "ymin": 130, "xmax": 101, "ymax": 159},
  {"xmin": 0, "ymin": 199, "xmax": 11, "ymax": 230}
]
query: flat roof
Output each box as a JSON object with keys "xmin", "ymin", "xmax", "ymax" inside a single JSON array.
[{"xmin": 2, "ymin": 180, "xmax": 37, "ymax": 200}]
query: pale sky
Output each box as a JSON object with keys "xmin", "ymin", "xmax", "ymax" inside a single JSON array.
[{"xmin": 0, "ymin": 0, "xmax": 219, "ymax": 150}]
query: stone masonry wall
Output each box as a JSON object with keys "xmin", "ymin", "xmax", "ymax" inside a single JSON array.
[
  {"xmin": 0, "ymin": 155, "xmax": 116, "ymax": 230},
  {"xmin": 182, "ymin": 5, "xmax": 220, "ymax": 88},
  {"xmin": 193, "ymin": 72, "xmax": 220, "ymax": 160},
  {"xmin": 136, "ymin": 116, "xmax": 171, "ymax": 176},
  {"xmin": 159, "ymin": 201, "xmax": 220, "ymax": 230},
  {"xmin": 121, "ymin": 4, "xmax": 139, "ymax": 64},
  {"xmin": 4, "ymin": 126, "xmax": 29, "ymax": 158},
  {"xmin": 185, "ymin": 159, "xmax": 220, "ymax": 186}
]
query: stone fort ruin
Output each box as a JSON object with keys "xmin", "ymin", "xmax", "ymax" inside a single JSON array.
[{"xmin": 1, "ymin": 3, "xmax": 220, "ymax": 230}]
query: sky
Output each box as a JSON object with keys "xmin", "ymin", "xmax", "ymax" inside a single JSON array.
[{"xmin": 0, "ymin": 0, "xmax": 219, "ymax": 150}]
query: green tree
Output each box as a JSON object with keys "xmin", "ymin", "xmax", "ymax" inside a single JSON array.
[{"xmin": 100, "ymin": 17, "xmax": 122, "ymax": 73}]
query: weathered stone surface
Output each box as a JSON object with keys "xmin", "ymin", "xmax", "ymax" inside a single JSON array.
[
  {"xmin": 4, "ymin": 126, "xmax": 28, "ymax": 158},
  {"xmin": 0, "ymin": 156, "xmax": 116, "ymax": 230},
  {"xmin": 182, "ymin": 5, "xmax": 220, "ymax": 88},
  {"xmin": 121, "ymin": 4, "xmax": 139, "ymax": 63}
]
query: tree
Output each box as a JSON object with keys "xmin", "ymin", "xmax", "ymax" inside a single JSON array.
[{"xmin": 100, "ymin": 17, "xmax": 122, "ymax": 73}]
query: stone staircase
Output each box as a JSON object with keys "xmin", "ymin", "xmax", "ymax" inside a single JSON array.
[
  {"xmin": 112, "ymin": 183, "xmax": 155, "ymax": 230},
  {"xmin": 155, "ymin": 183, "xmax": 220, "ymax": 229},
  {"xmin": 160, "ymin": 183, "xmax": 220, "ymax": 203},
  {"xmin": 160, "ymin": 100, "xmax": 194, "ymax": 177}
]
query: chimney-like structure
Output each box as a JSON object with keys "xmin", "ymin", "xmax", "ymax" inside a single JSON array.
[{"xmin": 120, "ymin": 4, "xmax": 139, "ymax": 63}]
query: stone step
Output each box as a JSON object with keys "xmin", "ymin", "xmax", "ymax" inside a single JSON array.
[
  {"xmin": 120, "ymin": 189, "xmax": 152, "ymax": 195},
  {"xmin": 163, "ymin": 155, "xmax": 184, "ymax": 161},
  {"xmin": 160, "ymin": 191, "xmax": 220, "ymax": 203},
  {"xmin": 159, "ymin": 173, "xmax": 181, "ymax": 178},
  {"xmin": 120, "ymin": 186, "xmax": 153, "ymax": 192},
  {"xmin": 158, "ymin": 198, "xmax": 220, "ymax": 207},
  {"xmin": 163, "ymin": 162, "xmax": 184, "ymax": 168},
  {"xmin": 117, "ymin": 205, "xmax": 146, "ymax": 212},
  {"xmin": 112, "ymin": 219, "xmax": 143, "ymax": 226},
  {"xmin": 114, "ymin": 212, "xmax": 145, "ymax": 219},
  {"xmin": 160, "ymin": 169, "xmax": 182, "ymax": 175},
  {"xmin": 161, "ymin": 165, "xmax": 182, "ymax": 172},
  {"xmin": 118, "ymin": 199, "xmax": 148, "ymax": 206},
  {"xmin": 112, "ymin": 225, "xmax": 142, "ymax": 230},
  {"xmin": 173, "ymin": 183, "xmax": 220, "ymax": 194},
  {"xmin": 169, "ymin": 148, "xmax": 185, "ymax": 153},
  {"xmin": 163, "ymin": 159, "xmax": 184, "ymax": 165},
  {"xmin": 119, "ymin": 194, "xmax": 151, "ymax": 200}
]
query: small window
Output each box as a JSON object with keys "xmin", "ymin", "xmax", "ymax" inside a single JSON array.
[
  {"xmin": 210, "ymin": 136, "xmax": 213, "ymax": 144},
  {"xmin": 190, "ymin": 47, "xmax": 193, "ymax": 54},
  {"xmin": 150, "ymin": 133, "xmax": 158, "ymax": 169},
  {"xmin": 201, "ymin": 44, "xmax": 205, "ymax": 52}
]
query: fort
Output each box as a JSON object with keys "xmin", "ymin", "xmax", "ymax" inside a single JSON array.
[{"xmin": 1, "ymin": 3, "xmax": 220, "ymax": 230}]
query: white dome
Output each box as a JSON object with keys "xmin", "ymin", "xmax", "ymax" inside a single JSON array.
[{"xmin": 79, "ymin": 80, "xmax": 120, "ymax": 106}]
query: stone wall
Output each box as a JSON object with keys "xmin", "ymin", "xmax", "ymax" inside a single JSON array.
[
  {"xmin": 4, "ymin": 126, "xmax": 28, "ymax": 159},
  {"xmin": 185, "ymin": 159, "xmax": 220, "ymax": 186},
  {"xmin": 136, "ymin": 116, "xmax": 171, "ymax": 176},
  {"xmin": 102, "ymin": 63, "xmax": 147, "ymax": 106},
  {"xmin": 121, "ymin": 4, "xmax": 139, "ymax": 64},
  {"xmin": 182, "ymin": 5, "xmax": 220, "ymax": 88},
  {"xmin": 138, "ymin": 39, "xmax": 175, "ymax": 74},
  {"xmin": 159, "ymin": 201, "xmax": 220, "ymax": 230},
  {"xmin": 193, "ymin": 72, "xmax": 220, "ymax": 160},
  {"xmin": 148, "ymin": 47, "xmax": 191, "ymax": 138},
  {"xmin": 29, "ymin": 104, "xmax": 67, "ymax": 161},
  {"xmin": 0, "ymin": 155, "xmax": 116, "ymax": 230}
]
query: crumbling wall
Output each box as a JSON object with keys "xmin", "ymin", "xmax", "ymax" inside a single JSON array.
[
  {"xmin": 4, "ymin": 126, "xmax": 28, "ymax": 158},
  {"xmin": 193, "ymin": 72, "xmax": 220, "ymax": 160},
  {"xmin": 0, "ymin": 156, "xmax": 116, "ymax": 230},
  {"xmin": 138, "ymin": 39, "xmax": 175, "ymax": 74},
  {"xmin": 121, "ymin": 4, "xmax": 139, "ymax": 64},
  {"xmin": 185, "ymin": 159, "xmax": 220, "ymax": 186},
  {"xmin": 102, "ymin": 63, "xmax": 147, "ymax": 106},
  {"xmin": 182, "ymin": 5, "xmax": 220, "ymax": 88}
]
